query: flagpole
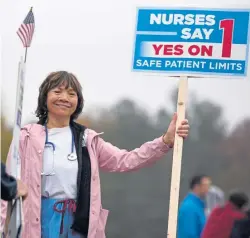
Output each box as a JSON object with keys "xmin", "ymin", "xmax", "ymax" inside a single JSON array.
[
  {"xmin": 24, "ymin": 47, "xmax": 28, "ymax": 63},
  {"xmin": 25, "ymin": 6, "xmax": 33, "ymax": 64},
  {"xmin": 4, "ymin": 6, "xmax": 35, "ymax": 238}
]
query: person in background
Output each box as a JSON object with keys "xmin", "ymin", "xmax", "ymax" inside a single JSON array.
[
  {"xmin": 1, "ymin": 162, "xmax": 28, "ymax": 201},
  {"xmin": 177, "ymin": 175, "xmax": 211, "ymax": 238},
  {"xmin": 231, "ymin": 209, "xmax": 250, "ymax": 238},
  {"xmin": 201, "ymin": 192, "xmax": 248, "ymax": 238},
  {"xmin": 205, "ymin": 185, "xmax": 225, "ymax": 217},
  {"xmin": 1, "ymin": 71, "xmax": 190, "ymax": 238}
]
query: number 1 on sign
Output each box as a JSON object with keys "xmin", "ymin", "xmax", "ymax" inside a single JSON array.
[{"xmin": 220, "ymin": 19, "xmax": 234, "ymax": 58}]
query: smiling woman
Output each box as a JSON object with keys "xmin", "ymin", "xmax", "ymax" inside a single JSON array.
[
  {"xmin": 1, "ymin": 70, "xmax": 190, "ymax": 238},
  {"xmin": 35, "ymin": 71, "xmax": 84, "ymax": 126}
]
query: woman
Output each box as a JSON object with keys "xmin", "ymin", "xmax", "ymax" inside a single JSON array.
[{"xmin": 1, "ymin": 71, "xmax": 189, "ymax": 238}]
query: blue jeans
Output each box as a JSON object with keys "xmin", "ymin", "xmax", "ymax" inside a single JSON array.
[{"xmin": 41, "ymin": 197, "xmax": 85, "ymax": 238}]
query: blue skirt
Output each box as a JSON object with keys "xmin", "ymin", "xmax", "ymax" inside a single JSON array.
[{"xmin": 41, "ymin": 197, "xmax": 85, "ymax": 238}]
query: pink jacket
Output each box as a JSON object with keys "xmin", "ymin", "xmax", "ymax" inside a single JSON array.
[{"xmin": 1, "ymin": 123, "xmax": 170, "ymax": 238}]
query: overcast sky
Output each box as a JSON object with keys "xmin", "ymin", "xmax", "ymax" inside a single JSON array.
[{"xmin": 1, "ymin": 0, "xmax": 250, "ymax": 131}]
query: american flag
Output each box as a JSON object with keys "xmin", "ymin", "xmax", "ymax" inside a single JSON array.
[{"xmin": 17, "ymin": 7, "xmax": 35, "ymax": 47}]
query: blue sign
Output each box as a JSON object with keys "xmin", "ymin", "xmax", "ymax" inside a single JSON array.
[{"xmin": 132, "ymin": 7, "xmax": 250, "ymax": 77}]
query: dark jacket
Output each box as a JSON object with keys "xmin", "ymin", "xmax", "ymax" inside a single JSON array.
[
  {"xmin": 231, "ymin": 211, "xmax": 250, "ymax": 238},
  {"xmin": 201, "ymin": 202, "xmax": 246, "ymax": 238},
  {"xmin": 1, "ymin": 162, "xmax": 17, "ymax": 201},
  {"xmin": 70, "ymin": 121, "xmax": 91, "ymax": 236}
]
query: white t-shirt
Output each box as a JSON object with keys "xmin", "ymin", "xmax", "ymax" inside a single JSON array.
[{"xmin": 41, "ymin": 126, "xmax": 78, "ymax": 199}]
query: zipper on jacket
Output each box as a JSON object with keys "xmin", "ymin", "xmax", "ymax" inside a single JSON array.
[
  {"xmin": 22, "ymin": 128, "xmax": 29, "ymax": 160},
  {"xmin": 76, "ymin": 130, "xmax": 83, "ymax": 198}
]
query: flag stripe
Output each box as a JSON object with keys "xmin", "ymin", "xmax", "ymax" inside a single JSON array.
[
  {"xmin": 17, "ymin": 31, "xmax": 26, "ymax": 48},
  {"xmin": 21, "ymin": 25, "xmax": 28, "ymax": 46},
  {"xmin": 17, "ymin": 27, "xmax": 27, "ymax": 46}
]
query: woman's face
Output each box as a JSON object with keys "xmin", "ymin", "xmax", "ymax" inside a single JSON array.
[{"xmin": 47, "ymin": 84, "xmax": 78, "ymax": 119}]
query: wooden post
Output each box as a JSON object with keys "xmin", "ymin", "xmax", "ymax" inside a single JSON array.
[{"xmin": 167, "ymin": 76, "xmax": 188, "ymax": 238}]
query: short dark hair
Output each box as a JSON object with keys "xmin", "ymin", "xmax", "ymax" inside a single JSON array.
[
  {"xmin": 190, "ymin": 175, "xmax": 208, "ymax": 189},
  {"xmin": 229, "ymin": 192, "xmax": 249, "ymax": 209},
  {"xmin": 35, "ymin": 71, "xmax": 84, "ymax": 124}
]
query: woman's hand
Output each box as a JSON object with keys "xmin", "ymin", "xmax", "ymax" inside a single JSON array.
[
  {"xmin": 16, "ymin": 179, "xmax": 28, "ymax": 200},
  {"xmin": 163, "ymin": 112, "xmax": 189, "ymax": 148}
]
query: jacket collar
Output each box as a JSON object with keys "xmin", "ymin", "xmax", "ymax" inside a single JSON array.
[{"xmin": 22, "ymin": 122, "xmax": 103, "ymax": 141}]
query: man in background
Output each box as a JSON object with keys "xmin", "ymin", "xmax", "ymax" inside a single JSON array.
[
  {"xmin": 201, "ymin": 192, "xmax": 248, "ymax": 238},
  {"xmin": 177, "ymin": 175, "xmax": 211, "ymax": 238}
]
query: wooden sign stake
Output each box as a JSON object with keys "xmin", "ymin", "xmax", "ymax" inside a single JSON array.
[{"xmin": 167, "ymin": 76, "xmax": 188, "ymax": 238}]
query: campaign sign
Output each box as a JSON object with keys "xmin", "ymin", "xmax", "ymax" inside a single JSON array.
[{"xmin": 132, "ymin": 8, "xmax": 250, "ymax": 77}]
